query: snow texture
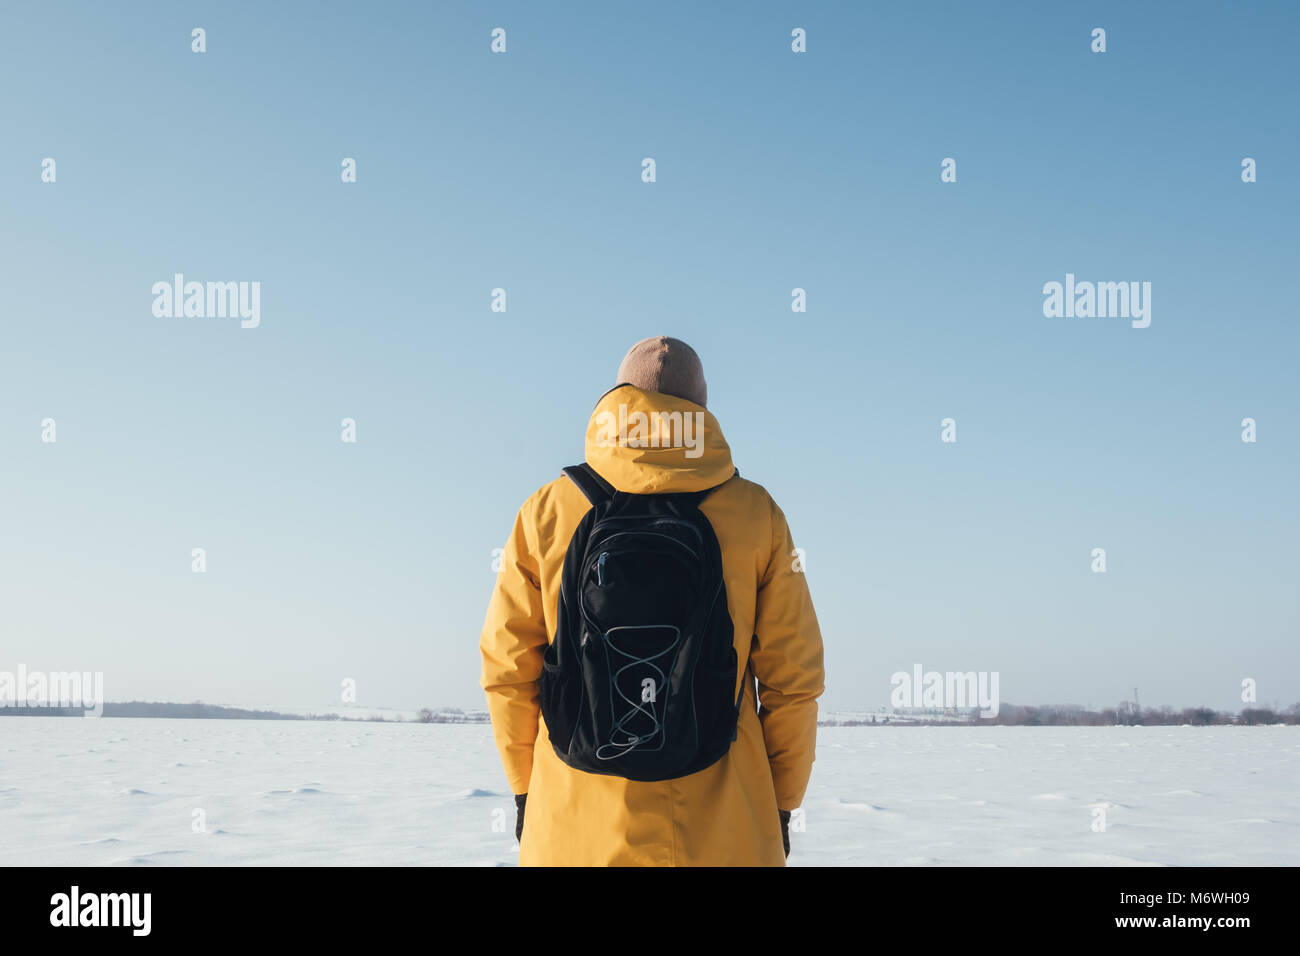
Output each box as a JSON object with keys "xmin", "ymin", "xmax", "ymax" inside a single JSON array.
[{"xmin": 2, "ymin": 718, "xmax": 1295, "ymax": 865}]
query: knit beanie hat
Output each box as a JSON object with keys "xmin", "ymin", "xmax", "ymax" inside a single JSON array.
[{"xmin": 615, "ymin": 336, "xmax": 708, "ymax": 408}]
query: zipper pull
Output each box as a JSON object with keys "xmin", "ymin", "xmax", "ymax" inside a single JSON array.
[{"xmin": 596, "ymin": 552, "xmax": 609, "ymax": 586}]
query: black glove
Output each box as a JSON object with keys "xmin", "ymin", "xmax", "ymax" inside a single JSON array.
[
  {"xmin": 779, "ymin": 809, "xmax": 791, "ymax": 858},
  {"xmin": 514, "ymin": 793, "xmax": 527, "ymax": 842}
]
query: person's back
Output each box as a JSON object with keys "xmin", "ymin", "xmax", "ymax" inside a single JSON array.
[{"xmin": 480, "ymin": 337, "xmax": 825, "ymax": 866}]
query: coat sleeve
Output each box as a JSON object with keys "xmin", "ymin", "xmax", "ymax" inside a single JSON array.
[
  {"xmin": 479, "ymin": 497, "xmax": 548, "ymax": 795},
  {"xmin": 749, "ymin": 495, "xmax": 825, "ymax": 811}
]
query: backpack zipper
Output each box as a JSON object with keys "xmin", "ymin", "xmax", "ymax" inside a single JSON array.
[
  {"xmin": 594, "ymin": 530, "xmax": 701, "ymax": 559},
  {"xmin": 592, "ymin": 516, "xmax": 704, "ymax": 547},
  {"xmin": 596, "ymin": 551, "xmax": 609, "ymax": 586}
]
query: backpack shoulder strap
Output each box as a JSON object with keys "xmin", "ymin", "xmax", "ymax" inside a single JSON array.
[{"xmin": 562, "ymin": 463, "xmax": 616, "ymax": 506}]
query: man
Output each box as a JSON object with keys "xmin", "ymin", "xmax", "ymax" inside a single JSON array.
[{"xmin": 480, "ymin": 336, "xmax": 825, "ymax": 866}]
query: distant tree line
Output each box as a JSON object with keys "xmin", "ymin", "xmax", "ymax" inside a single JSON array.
[
  {"xmin": 415, "ymin": 707, "xmax": 489, "ymax": 724},
  {"xmin": 820, "ymin": 702, "xmax": 1300, "ymax": 727},
  {"xmin": 0, "ymin": 701, "xmax": 490, "ymax": 723},
  {"xmin": 14, "ymin": 699, "xmax": 1288, "ymax": 727},
  {"xmin": 983, "ymin": 702, "xmax": 1300, "ymax": 726},
  {"xmin": 0, "ymin": 701, "xmax": 303, "ymax": 720}
]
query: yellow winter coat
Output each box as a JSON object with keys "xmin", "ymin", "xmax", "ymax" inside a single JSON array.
[{"xmin": 480, "ymin": 385, "xmax": 825, "ymax": 866}]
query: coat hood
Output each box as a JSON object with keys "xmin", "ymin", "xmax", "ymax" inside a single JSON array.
[{"xmin": 584, "ymin": 384, "xmax": 735, "ymax": 494}]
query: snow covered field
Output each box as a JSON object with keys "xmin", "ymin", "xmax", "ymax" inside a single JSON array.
[{"xmin": 2, "ymin": 718, "xmax": 1296, "ymax": 866}]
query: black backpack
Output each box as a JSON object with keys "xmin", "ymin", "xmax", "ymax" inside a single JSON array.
[{"xmin": 539, "ymin": 462, "xmax": 744, "ymax": 781}]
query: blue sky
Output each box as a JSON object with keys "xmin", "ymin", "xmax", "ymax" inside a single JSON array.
[{"xmin": 2, "ymin": 1, "xmax": 1296, "ymax": 714}]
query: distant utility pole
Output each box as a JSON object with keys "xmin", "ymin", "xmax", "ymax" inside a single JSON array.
[{"xmin": 1133, "ymin": 687, "xmax": 1140, "ymax": 713}]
